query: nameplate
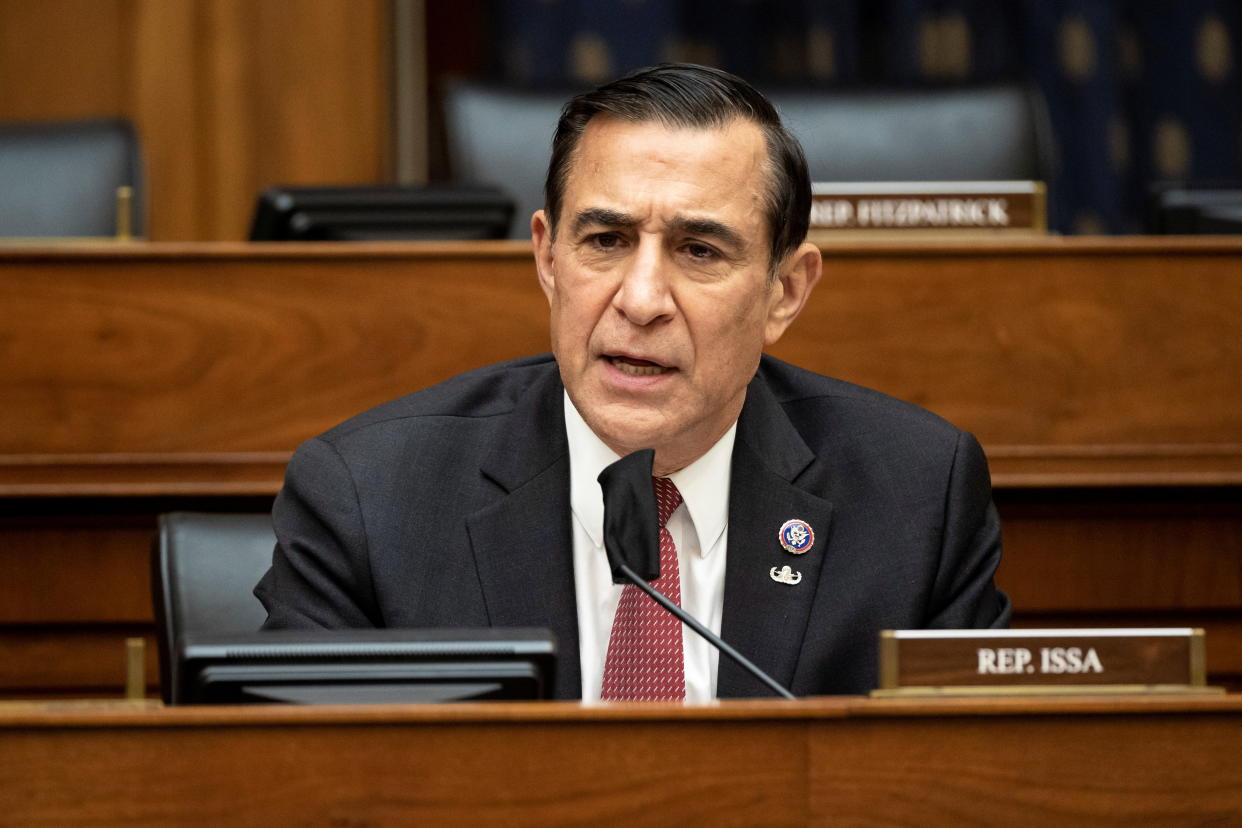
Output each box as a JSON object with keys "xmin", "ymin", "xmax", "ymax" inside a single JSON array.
[
  {"xmin": 808, "ymin": 181, "xmax": 1046, "ymax": 237},
  {"xmin": 874, "ymin": 628, "xmax": 1215, "ymax": 697}
]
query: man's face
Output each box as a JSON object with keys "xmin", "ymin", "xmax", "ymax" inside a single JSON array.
[{"xmin": 532, "ymin": 116, "xmax": 819, "ymax": 473}]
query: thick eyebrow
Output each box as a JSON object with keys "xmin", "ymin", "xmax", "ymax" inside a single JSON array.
[
  {"xmin": 571, "ymin": 208, "xmax": 636, "ymax": 236},
  {"xmin": 670, "ymin": 215, "xmax": 747, "ymax": 254},
  {"xmin": 572, "ymin": 208, "xmax": 747, "ymax": 252}
]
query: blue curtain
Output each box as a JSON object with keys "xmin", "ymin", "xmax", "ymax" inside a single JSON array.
[{"xmin": 488, "ymin": 0, "xmax": 1242, "ymax": 234}]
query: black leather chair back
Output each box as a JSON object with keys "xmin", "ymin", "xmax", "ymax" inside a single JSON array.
[
  {"xmin": 0, "ymin": 118, "xmax": 144, "ymax": 237},
  {"xmin": 443, "ymin": 84, "xmax": 566, "ymax": 240},
  {"xmin": 442, "ymin": 82, "xmax": 1052, "ymax": 238},
  {"xmin": 151, "ymin": 512, "xmax": 275, "ymax": 702},
  {"xmin": 775, "ymin": 85, "xmax": 1051, "ymax": 183}
]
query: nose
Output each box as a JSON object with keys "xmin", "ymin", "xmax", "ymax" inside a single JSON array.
[{"xmin": 611, "ymin": 236, "xmax": 676, "ymax": 326}]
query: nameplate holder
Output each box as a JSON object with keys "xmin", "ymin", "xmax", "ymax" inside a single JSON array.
[
  {"xmin": 873, "ymin": 628, "xmax": 1220, "ymax": 697},
  {"xmin": 808, "ymin": 181, "xmax": 1046, "ymax": 239}
]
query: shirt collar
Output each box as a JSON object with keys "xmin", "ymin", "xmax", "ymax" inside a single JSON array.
[{"xmin": 564, "ymin": 391, "xmax": 735, "ymax": 557}]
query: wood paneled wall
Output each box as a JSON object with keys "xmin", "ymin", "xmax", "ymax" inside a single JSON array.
[{"xmin": 0, "ymin": 0, "xmax": 392, "ymax": 241}]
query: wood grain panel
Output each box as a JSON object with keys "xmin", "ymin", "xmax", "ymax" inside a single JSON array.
[
  {"xmin": 810, "ymin": 709, "xmax": 1242, "ymax": 824},
  {"xmin": 0, "ymin": 245, "xmax": 543, "ymax": 461},
  {"xmin": 1, "ymin": 239, "xmax": 1240, "ymax": 489},
  {"xmin": 997, "ymin": 494, "xmax": 1242, "ymax": 611},
  {"xmin": 793, "ymin": 240, "xmax": 1242, "ymax": 453},
  {"xmin": 0, "ymin": 522, "xmax": 152, "ymax": 623},
  {"xmin": 0, "ymin": 0, "xmax": 391, "ymax": 240},
  {"xmin": 0, "ymin": 495, "xmax": 271, "ymax": 625},
  {"xmin": 0, "ymin": 0, "xmax": 131, "ymax": 119},
  {"xmin": 130, "ymin": 0, "xmax": 393, "ymax": 240},
  {"xmin": 129, "ymin": 0, "xmax": 203, "ymax": 240},
  {"xmin": 2, "ymin": 698, "xmax": 1241, "ymax": 824},
  {"xmin": 3, "ymin": 713, "xmax": 809, "ymax": 824},
  {"xmin": 0, "ymin": 627, "xmax": 157, "ymax": 694}
]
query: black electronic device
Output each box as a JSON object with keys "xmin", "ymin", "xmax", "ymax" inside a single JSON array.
[
  {"xmin": 1147, "ymin": 182, "xmax": 1242, "ymax": 234},
  {"xmin": 171, "ymin": 627, "xmax": 556, "ymax": 705},
  {"xmin": 248, "ymin": 185, "xmax": 515, "ymax": 241}
]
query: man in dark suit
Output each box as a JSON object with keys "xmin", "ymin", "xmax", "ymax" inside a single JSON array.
[{"xmin": 255, "ymin": 64, "xmax": 1010, "ymax": 700}]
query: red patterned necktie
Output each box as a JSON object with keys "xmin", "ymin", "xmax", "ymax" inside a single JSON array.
[{"xmin": 600, "ymin": 476, "xmax": 685, "ymax": 701}]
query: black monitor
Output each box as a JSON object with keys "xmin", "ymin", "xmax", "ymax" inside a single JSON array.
[
  {"xmin": 1194, "ymin": 205, "xmax": 1242, "ymax": 233},
  {"xmin": 249, "ymin": 185, "xmax": 515, "ymax": 241},
  {"xmin": 1146, "ymin": 182, "xmax": 1242, "ymax": 234},
  {"xmin": 171, "ymin": 628, "xmax": 556, "ymax": 705}
]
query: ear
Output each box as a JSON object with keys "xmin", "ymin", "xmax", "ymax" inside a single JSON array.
[
  {"xmin": 531, "ymin": 209, "xmax": 556, "ymax": 303},
  {"xmin": 763, "ymin": 242, "xmax": 822, "ymax": 346}
]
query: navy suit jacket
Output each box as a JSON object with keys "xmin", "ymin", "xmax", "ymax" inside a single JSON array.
[{"xmin": 255, "ymin": 354, "xmax": 1010, "ymax": 699}]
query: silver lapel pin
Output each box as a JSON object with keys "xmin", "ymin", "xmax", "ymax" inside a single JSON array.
[{"xmin": 770, "ymin": 565, "xmax": 802, "ymax": 585}]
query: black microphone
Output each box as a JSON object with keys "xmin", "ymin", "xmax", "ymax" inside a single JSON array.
[{"xmin": 597, "ymin": 449, "xmax": 795, "ymax": 700}]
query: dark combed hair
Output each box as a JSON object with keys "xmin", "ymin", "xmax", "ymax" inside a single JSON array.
[{"xmin": 544, "ymin": 63, "xmax": 811, "ymax": 276}]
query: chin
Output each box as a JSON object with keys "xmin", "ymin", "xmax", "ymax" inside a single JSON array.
[{"xmin": 588, "ymin": 409, "xmax": 677, "ymax": 456}]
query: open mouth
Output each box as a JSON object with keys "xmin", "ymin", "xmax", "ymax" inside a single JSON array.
[{"xmin": 608, "ymin": 355, "xmax": 672, "ymax": 377}]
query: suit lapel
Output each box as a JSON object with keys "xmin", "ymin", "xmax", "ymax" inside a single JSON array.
[
  {"xmin": 465, "ymin": 367, "xmax": 582, "ymax": 699},
  {"xmin": 718, "ymin": 374, "xmax": 834, "ymax": 697},
  {"xmin": 459, "ymin": 362, "xmax": 837, "ymax": 700}
]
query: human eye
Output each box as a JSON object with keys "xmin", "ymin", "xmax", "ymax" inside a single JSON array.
[
  {"xmin": 587, "ymin": 231, "xmax": 626, "ymax": 251},
  {"xmin": 681, "ymin": 240, "xmax": 721, "ymax": 262}
]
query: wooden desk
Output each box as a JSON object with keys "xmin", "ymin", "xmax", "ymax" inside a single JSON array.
[
  {"xmin": 1, "ymin": 240, "xmax": 1239, "ymax": 695},
  {"xmin": 3, "ymin": 695, "xmax": 1240, "ymax": 824}
]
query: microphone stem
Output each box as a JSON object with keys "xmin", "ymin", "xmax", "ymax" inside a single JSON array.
[{"xmin": 618, "ymin": 562, "xmax": 796, "ymax": 701}]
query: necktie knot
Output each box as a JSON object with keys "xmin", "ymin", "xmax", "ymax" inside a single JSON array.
[{"xmin": 653, "ymin": 476, "xmax": 682, "ymax": 528}]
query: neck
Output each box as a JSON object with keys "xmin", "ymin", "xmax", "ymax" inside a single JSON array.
[{"xmin": 611, "ymin": 420, "xmax": 738, "ymax": 478}]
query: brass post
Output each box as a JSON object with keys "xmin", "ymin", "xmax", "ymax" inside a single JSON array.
[
  {"xmin": 125, "ymin": 637, "xmax": 146, "ymax": 700},
  {"xmin": 115, "ymin": 185, "xmax": 134, "ymax": 240}
]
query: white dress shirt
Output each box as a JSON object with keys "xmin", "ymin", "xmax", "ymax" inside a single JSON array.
[{"xmin": 564, "ymin": 392, "xmax": 734, "ymax": 703}]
